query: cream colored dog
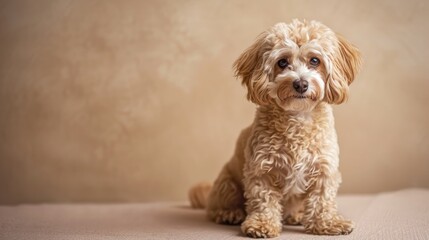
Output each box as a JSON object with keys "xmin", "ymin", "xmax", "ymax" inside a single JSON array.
[{"xmin": 189, "ymin": 19, "xmax": 361, "ymax": 238}]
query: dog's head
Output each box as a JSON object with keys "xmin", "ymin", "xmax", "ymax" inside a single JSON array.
[{"xmin": 233, "ymin": 19, "xmax": 362, "ymax": 112}]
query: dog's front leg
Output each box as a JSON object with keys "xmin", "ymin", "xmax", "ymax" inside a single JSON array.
[
  {"xmin": 302, "ymin": 169, "xmax": 354, "ymax": 235},
  {"xmin": 241, "ymin": 175, "xmax": 283, "ymax": 238}
]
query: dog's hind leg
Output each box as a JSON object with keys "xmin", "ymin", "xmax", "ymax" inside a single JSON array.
[
  {"xmin": 282, "ymin": 196, "xmax": 305, "ymax": 225},
  {"xmin": 207, "ymin": 165, "xmax": 246, "ymax": 225}
]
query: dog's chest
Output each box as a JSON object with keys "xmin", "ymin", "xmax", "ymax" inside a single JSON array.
[
  {"xmin": 279, "ymin": 133, "xmax": 319, "ymax": 195},
  {"xmin": 256, "ymin": 122, "xmax": 323, "ymax": 195},
  {"xmin": 276, "ymin": 119, "xmax": 321, "ymax": 164}
]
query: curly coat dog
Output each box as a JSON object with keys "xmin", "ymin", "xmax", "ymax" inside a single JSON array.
[{"xmin": 189, "ymin": 19, "xmax": 362, "ymax": 238}]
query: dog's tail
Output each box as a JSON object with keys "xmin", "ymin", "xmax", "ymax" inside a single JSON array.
[{"xmin": 188, "ymin": 182, "xmax": 212, "ymax": 209}]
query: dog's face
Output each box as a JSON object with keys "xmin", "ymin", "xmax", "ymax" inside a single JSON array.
[{"xmin": 234, "ymin": 20, "xmax": 362, "ymax": 112}]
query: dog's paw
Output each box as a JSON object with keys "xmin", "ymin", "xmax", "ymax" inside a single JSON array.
[
  {"xmin": 210, "ymin": 208, "xmax": 245, "ymax": 225},
  {"xmin": 305, "ymin": 219, "xmax": 354, "ymax": 235},
  {"xmin": 283, "ymin": 212, "xmax": 303, "ymax": 226},
  {"xmin": 241, "ymin": 216, "xmax": 282, "ymax": 238}
]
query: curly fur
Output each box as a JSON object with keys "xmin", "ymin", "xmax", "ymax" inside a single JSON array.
[{"xmin": 189, "ymin": 19, "xmax": 361, "ymax": 238}]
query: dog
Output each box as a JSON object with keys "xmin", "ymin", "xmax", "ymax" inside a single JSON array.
[{"xmin": 189, "ymin": 19, "xmax": 361, "ymax": 238}]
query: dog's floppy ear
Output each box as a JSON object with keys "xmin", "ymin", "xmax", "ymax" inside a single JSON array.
[
  {"xmin": 325, "ymin": 34, "xmax": 362, "ymax": 104},
  {"xmin": 233, "ymin": 32, "xmax": 272, "ymax": 105}
]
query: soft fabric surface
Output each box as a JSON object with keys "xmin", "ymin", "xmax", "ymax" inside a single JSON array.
[{"xmin": 0, "ymin": 189, "xmax": 428, "ymax": 240}]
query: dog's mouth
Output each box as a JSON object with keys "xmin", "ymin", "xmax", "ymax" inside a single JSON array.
[
  {"xmin": 293, "ymin": 95, "xmax": 307, "ymax": 99},
  {"xmin": 282, "ymin": 95, "xmax": 317, "ymax": 101}
]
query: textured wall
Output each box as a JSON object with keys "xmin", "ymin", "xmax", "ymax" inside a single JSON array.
[{"xmin": 0, "ymin": 0, "xmax": 428, "ymax": 204}]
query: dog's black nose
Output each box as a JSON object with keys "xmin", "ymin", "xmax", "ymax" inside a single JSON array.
[{"xmin": 293, "ymin": 79, "xmax": 309, "ymax": 94}]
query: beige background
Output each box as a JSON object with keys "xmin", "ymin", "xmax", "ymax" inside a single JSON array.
[{"xmin": 0, "ymin": 0, "xmax": 428, "ymax": 204}]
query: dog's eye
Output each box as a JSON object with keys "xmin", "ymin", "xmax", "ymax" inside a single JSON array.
[
  {"xmin": 309, "ymin": 57, "xmax": 320, "ymax": 67},
  {"xmin": 277, "ymin": 59, "xmax": 288, "ymax": 69}
]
